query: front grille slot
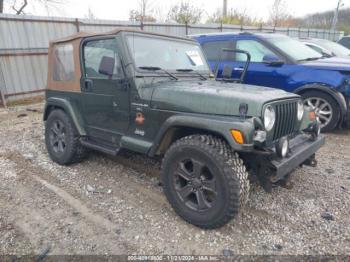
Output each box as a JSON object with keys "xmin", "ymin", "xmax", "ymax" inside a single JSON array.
[{"xmin": 273, "ymin": 101, "xmax": 297, "ymax": 140}]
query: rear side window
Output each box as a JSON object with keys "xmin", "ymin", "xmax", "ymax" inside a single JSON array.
[
  {"xmin": 236, "ymin": 40, "xmax": 276, "ymax": 62},
  {"xmin": 201, "ymin": 41, "xmax": 234, "ymax": 61},
  {"xmin": 83, "ymin": 38, "xmax": 123, "ymax": 79},
  {"xmin": 53, "ymin": 44, "xmax": 74, "ymax": 81}
]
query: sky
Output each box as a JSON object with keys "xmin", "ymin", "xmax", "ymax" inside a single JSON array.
[{"xmin": 3, "ymin": 0, "xmax": 350, "ymax": 22}]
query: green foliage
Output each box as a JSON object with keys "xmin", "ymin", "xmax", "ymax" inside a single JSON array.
[
  {"xmin": 167, "ymin": 1, "xmax": 203, "ymax": 24},
  {"xmin": 207, "ymin": 8, "xmax": 263, "ymax": 26}
]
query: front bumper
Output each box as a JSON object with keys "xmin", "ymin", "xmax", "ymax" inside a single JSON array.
[{"xmin": 269, "ymin": 134, "xmax": 325, "ymax": 182}]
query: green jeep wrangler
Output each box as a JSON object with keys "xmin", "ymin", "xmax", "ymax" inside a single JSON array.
[{"xmin": 44, "ymin": 29, "xmax": 324, "ymax": 229}]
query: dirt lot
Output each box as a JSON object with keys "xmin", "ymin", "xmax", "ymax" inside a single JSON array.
[{"xmin": 0, "ymin": 103, "xmax": 349, "ymax": 256}]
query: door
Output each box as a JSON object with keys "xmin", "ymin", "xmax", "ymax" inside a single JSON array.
[
  {"xmin": 232, "ymin": 39, "xmax": 291, "ymax": 90},
  {"xmin": 80, "ymin": 37, "xmax": 129, "ymax": 144}
]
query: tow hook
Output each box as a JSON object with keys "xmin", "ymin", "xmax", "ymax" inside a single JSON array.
[{"xmin": 302, "ymin": 154, "xmax": 318, "ymax": 167}]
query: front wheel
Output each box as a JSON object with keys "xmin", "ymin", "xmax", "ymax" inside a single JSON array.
[
  {"xmin": 302, "ymin": 91, "xmax": 341, "ymax": 132},
  {"xmin": 161, "ymin": 135, "xmax": 250, "ymax": 229}
]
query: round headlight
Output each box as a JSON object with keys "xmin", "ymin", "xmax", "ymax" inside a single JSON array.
[
  {"xmin": 297, "ymin": 100, "xmax": 304, "ymax": 121},
  {"xmin": 264, "ymin": 106, "xmax": 276, "ymax": 131}
]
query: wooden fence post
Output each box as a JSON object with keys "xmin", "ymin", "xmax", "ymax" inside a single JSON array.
[
  {"xmin": 75, "ymin": 18, "xmax": 80, "ymax": 32},
  {"xmin": 0, "ymin": 90, "xmax": 6, "ymax": 108}
]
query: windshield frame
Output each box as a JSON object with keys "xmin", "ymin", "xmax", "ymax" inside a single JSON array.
[
  {"xmin": 264, "ymin": 35, "xmax": 323, "ymax": 63},
  {"xmin": 123, "ymin": 32, "xmax": 211, "ymax": 75}
]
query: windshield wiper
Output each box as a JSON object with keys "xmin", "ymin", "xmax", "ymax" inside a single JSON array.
[
  {"xmin": 138, "ymin": 66, "xmax": 178, "ymax": 80},
  {"xmin": 298, "ymin": 57, "xmax": 323, "ymax": 62},
  {"xmin": 176, "ymin": 68, "xmax": 207, "ymax": 80}
]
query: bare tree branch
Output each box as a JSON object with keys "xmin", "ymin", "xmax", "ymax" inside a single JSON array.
[{"xmin": 12, "ymin": 0, "xmax": 27, "ymax": 14}]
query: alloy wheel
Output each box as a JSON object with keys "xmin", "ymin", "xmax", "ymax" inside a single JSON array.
[
  {"xmin": 304, "ymin": 97, "xmax": 333, "ymax": 128},
  {"xmin": 173, "ymin": 158, "xmax": 217, "ymax": 212},
  {"xmin": 49, "ymin": 119, "xmax": 67, "ymax": 154}
]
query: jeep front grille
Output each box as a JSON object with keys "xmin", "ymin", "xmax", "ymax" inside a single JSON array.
[{"xmin": 273, "ymin": 101, "xmax": 298, "ymax": 141}]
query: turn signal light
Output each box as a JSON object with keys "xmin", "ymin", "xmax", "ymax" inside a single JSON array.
[
  {"xmin": 309, "ymin": 111, "xmax": 316, "ymax": 121},
  {"xmin": 231, "ymin": 130, "xmax": 244, "ymax": 144}
]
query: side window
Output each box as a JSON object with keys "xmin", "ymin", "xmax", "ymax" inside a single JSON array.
[
  {"xmin": 201, "ymin": 41, "xmax": 234, "ymax": 61},
  {"xmin": 53, "ymin": 44, "xmax": 74, "ymax": 81},
  {"xmin": 236, "ymin": 40, "xmax": 276, "ymax": 62},
  {"xmin": 83, "ymin": 38, "xmax": 123, "ymax": 79}
]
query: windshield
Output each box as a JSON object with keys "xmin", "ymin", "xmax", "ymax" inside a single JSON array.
[
  {"xmin": 126, "ymin": 35, "xmax": 210, "ymax": 71},
  {"xmin": 267, "ymin": 36, "xmax": 323, "ymax": 61},
  {"xmin": 318, "ymin": 40, "xmax": 350, "ymax": 57}
]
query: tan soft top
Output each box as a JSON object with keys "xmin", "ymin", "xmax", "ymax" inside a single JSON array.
[
  {"xmin": 47, "ymin": 28, "xmax": 195, "ymax": 93},
  {"xmin": 51, "ymin": 28, "xmax": 194, "ymax": 44}
]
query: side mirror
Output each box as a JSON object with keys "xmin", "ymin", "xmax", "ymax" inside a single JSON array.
[
  {"xmin": 99, "ymin": 56, "xmax": 115, "ymax": 76},
  {"xmin": 263, "ymin": 54, "xmax": 284, "ymax": 66}
]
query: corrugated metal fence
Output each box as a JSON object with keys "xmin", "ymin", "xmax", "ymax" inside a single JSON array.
[{"xmin": 0, "ymin": 13, "xmax": 345, "ymax": 106}]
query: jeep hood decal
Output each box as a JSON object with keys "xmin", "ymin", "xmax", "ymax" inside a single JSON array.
[{"xmin": 150, "ymin": 80, "xmax": 299, "ymax": 117}]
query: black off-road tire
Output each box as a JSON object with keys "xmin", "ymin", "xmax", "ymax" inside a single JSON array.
[
  {"xmin": 45, "ymin": 109, "xmax": 87, "ymax": 165},
  {"xmin": 161, "ymin": 135, "xmax": 250, "ymax": 229},
  {"xmin": 302, "ymin": 90, "xmax": 341, "ymax": 132}
]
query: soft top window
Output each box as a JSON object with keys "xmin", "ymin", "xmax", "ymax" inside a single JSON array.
[{"xmin": 53, "ymin": 44, "xmax": 75, "ymax": 81}]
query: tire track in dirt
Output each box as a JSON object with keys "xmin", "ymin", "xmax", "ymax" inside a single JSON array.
[{"xmin": 0, "ymin": 152, "xmax": 144, "ymax": 254}]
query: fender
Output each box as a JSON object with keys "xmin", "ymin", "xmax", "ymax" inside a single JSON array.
[
  {"xmin": 295, "ymin": 84, "xmax": 347, "ymax": 118},
  {"xmin": 43, "ymin": 97, "xmax": 87, "ymax": 136},
  {"xmin": 148, "ymin": 114, "xmax": 256, "ymax": 157}
]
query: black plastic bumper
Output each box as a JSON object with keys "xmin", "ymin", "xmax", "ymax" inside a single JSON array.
[{"xmin": 270, "ymin": 134, "xmax": 325, "ymax": 181}]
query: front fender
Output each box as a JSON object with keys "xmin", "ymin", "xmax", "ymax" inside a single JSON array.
[
  {"xmin": 44, "ymin": 97, "xmax": 87, "ymax": 136},
  {"xmin": 148, "ymin": 114, "xmax": 256, "ymax": 157},
  {"xmin": 295, "ymin": 84, "xmax": 347, "ymax": 119}
]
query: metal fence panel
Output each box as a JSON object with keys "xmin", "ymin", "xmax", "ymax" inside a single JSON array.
[{"xmin": 0, "ymin": 54, "xmax": 47, "ymax": 96}]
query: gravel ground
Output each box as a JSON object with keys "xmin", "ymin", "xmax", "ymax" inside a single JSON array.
[{"xmin": 0, "ymin": 103, "xmax": 349, "ymax": 256}]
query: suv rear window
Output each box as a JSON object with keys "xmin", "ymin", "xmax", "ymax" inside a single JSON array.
[
  {"xmin": 53, "ymin": 44, "xmax": 74, "ymax": 81},
  {"xmin": 201, "ymin": 41, "xmax": 234, "ymax": 61}
]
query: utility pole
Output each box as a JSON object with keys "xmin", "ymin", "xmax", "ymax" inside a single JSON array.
[
  {"xmin": 223, "ymin": 0, "xmax": 228, "ymax": 17},
  {"xmin": 331, "ymin": 0, "xmax": 343, "ymax": 31}
]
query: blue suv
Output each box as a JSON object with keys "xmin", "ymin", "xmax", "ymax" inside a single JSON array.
[{"xmin": 193, "ymin": 32, "xmax": 350, "ymax": 131}]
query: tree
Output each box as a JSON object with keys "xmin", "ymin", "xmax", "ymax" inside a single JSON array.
[
  {"xmin": 2, "ymin": 0, "xmax": 63, "ymax": 15},
  {"xmin": 268, "ymin": 0, "xmax": 294, "ymax": 27},
  {"xmin": 167, "ymin": 1, "xmax": 203, "ymax": 24},
  {"xmin": 129, "ymin": 0, "xmax": 157, "ymax": 23}
]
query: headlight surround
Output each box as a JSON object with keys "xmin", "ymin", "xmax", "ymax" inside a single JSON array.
[
  {"xmin": 264, "ymin": 105, "xmax": 276, "ymax": 131},
  {"xmin": 297, "ymin": 100, "xmax": 304, "ymax": 121}
]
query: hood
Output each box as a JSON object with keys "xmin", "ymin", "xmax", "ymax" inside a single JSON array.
[
  {"xmin": 303, "ymin": 57, "xmax": 350, "ymax": 71},
  {"xmin": 150, "ymin": 80, "xmax": 299, "ymax": 117}
]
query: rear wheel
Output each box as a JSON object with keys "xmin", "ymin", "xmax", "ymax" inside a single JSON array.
[
  {"xmin": 302, "ymin": 91, "xmax": 340, "ymax": 132},
  {"xmin": 161, "ymin": 135, "xmax": 250, "ymax": 229},
  {"xmin": 45, "ymin": 109, "xmax": 87, "ymax": 165}
]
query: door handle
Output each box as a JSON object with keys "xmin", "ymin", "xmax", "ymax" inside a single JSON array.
[
  {"xmin": 83, "ymin": 79, "xmax": 93, "ymax": 91},
  {"xmin": 234, "ymin": 67, "xmax": 244, "ymax": 71}
]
